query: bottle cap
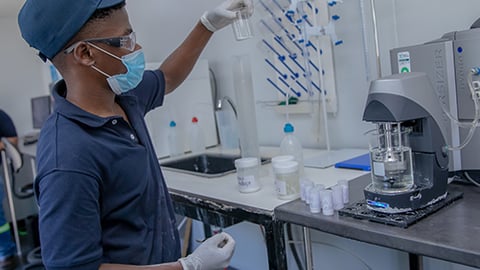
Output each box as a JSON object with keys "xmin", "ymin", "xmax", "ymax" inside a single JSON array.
[
  {"xmin": 271, "ymin": 155, "xmax": 295, "ymax": 165},
  {"xmin": 192, "ymin": 117, "xmax": 198, "ymax": 123},
  {"xmin": 283, "ymin": 123, "xmax": 294, "ymax": 133},
  {"xmin": 169, "ymin": 120, "xmax": 177, "ymax": 127},
  {"xmin": 235, "ymin": 157, "xmax": 259, "ymax": 168},
  {"xmin": 272, "ymin": 160, "xmax": 299, "ymax": 174}
]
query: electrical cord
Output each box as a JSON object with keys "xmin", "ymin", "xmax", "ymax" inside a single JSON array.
[
  {"xmin": 441, "ymin": 71, "xmax": 480, "ymax": 151},
  {"xmin": 463, "ymin": 171, "xmax": 480, "ymax": 188}
]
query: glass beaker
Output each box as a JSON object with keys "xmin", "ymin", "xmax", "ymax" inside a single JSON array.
[
  {"xmin": 366, "ymin": 123, "xmax": 414, "ymax": 193},
  {"xmin": 232, "ymin": 8, "xmax": 253, "ymax": 41}
]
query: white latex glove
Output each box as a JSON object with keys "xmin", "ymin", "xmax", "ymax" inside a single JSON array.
[
  {"xmin": 200, "ymin": 0, "xmax": 254, "ymax": 32},
  {"xmin": 178, "ymin": 232, "xmax": 236, "ymax": 270}
]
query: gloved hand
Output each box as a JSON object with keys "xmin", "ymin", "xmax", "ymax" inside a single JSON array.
[
  {"xmin": 178, "ymin": 232, "xmax": 236, "ymax": 270},
  {"xmin": 200, "ymin": 0, "xmax": 254, "ymax": 32}
]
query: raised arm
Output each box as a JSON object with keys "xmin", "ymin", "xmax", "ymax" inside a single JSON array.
[{"xmin": 159, "ymin": 0, "xmax": 253, "ymax": 94}]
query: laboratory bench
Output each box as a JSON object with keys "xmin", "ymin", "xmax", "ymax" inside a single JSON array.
[
  {"xmin": 275, "ymin": 181, "xmax": 480, "ymax": 269},
  {"xmin": 161, "ymin": 146, "xmax": 369, "ymax": 270}
]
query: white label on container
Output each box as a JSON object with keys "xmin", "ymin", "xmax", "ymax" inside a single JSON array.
[
  {"xmin": 238, "ymin": 175, "xmax": 256, "ymax": 188},
  {"xmin": 373, "ymin": 162, "xmax": 385, "ymax": 177},
  {"xmin": 275, "ymin": 180, "xmax": 287, "ymax": 195}
]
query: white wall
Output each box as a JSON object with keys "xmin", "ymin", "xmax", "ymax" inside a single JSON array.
[
  {"xmin": 4, "ymin": 0, "xmax": 480, "ymax": 146},
  {"xmin": 0, "ymin": 16, "xmax": 48, "ymax": 134}
]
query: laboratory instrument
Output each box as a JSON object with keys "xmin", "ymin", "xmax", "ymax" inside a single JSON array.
[
  {"xmin": 362, "ymin": 72, "xmax": 449, "ymax": 213},
  {"xmin": 390, "ymin": 25, "xmax": 480, "ymax": 173}
]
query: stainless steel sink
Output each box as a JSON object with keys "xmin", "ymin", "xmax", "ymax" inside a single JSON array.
[{"xmin": 160, "ymin": 153, "xmax": 269, "ymax": 178}]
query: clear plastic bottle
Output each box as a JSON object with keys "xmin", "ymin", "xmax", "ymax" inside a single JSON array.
[
  {"xmin": 280, "ymin": 123, "xmax": 304, "ymax": 177},
  {"xmin": 189, "ymin": 117, "xmax": 206, "ymax": 154},
  {"xmin": 167, "ymin": 120, "xmax": 183, "ymax": 157}
]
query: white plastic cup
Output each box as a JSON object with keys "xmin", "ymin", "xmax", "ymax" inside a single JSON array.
[
  {"xmin": 304, "ymin": 183, "xmax": 314, "ymax": 205},
  {"xmin": 273, "ymin": 160, "xmax": 300, "ymax": 200},
  {"xmin": 309, "ymin": 187, "xmax": 321, "ymax": 213},
  {"xmin": 331, "ymin": 184, "xmax": 344, "ymax": 210},
  {"xmin": 300, "ymin": 179, "xmax": 314, "ymax": 202},
  {"xmin": 232, "ymin": 8, "xmax": 253, "ymax": 41},
  {"xmin": 337, "ymin": 179, "xmax": 349, "ymax": 204},
  {"xmin": 235, "ymin": 157, "xmax": 261, "ymax": 193},
  {"xmin": 320, "ymin": 189, "xmax": 334, "ymax": 216}
]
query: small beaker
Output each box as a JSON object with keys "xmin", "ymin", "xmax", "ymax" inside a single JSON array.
[{"xmin": 232, "ymin": 8, "xmax": 253, "ymax": 41}]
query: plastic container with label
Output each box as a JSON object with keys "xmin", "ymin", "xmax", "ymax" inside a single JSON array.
[
  {"xmin": 273, "ymin": 160, "xmax": 300, "ymax": 200},
  {"xmin": 234, "ymin": 157, "xmax": 261, "ymax": 193}
]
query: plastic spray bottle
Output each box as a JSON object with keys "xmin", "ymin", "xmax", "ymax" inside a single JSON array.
[
  {"xmin": 189, "ymin": 117, "xmax": 206, "ymax": 154},
  {"xmin": 167, "ymin": 120, "xmax": 183, "ymax": 157},
  {"xmin": 280, "ymin": 122, "xmax": 304, "ymax": 177}
]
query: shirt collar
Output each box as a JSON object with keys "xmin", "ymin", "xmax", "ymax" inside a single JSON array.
[{"xmin": 52, "ymin": 80, "xmax": 138, "ymax": 128}]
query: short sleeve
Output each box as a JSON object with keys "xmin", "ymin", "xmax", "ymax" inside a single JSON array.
[
  {"xmin": 36, "ymin": 170, "xmax": 102, "ymax": 270},
  {"xmin": 129, "ymin": 69, "xmax": 166, "ymax": 115}
]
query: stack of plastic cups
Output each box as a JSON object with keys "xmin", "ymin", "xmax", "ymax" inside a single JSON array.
[
  {"xmin": 300, "ymin": 179, "xmax": 314, "ymax": 202},
  {"xmin": 308, "ymin": 184, "xmax": 325, "ymax": 214},
  {"xmin": 320, "ymin": 189, "xmax": 334, "ymax": 216},
  {"xmin": 337, "ymin": 179, "xmax": 349, "ymax": 204},
  {"xmin": 331, "ymin": 184, "xmax": 344, "ymax": 210}
]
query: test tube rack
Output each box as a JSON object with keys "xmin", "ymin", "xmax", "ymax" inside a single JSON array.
[{"xmin": 257, "ymin": 0, "xmax": 343, "ymax": 115}]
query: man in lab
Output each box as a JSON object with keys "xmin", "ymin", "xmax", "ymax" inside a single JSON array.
[
  {"xmin": 17, "ymin": 0, "xmax": 252, "ymax": 269},
  {"xmin": 0, "ymin": 109, "xmax": 18, "ymax": 270}
]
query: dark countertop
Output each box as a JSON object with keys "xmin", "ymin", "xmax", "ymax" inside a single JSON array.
[{"xmin": 274, "ymin": 183, "xmax": 480, "ymax": 268}]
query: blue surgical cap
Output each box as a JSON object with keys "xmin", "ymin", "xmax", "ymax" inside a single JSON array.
[{"xmin": 18, "ymin": 0, "xmax": 125, "ymax": 61}]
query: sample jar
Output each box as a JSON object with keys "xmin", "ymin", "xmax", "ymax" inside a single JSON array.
[
  {"xmin": 235, "ymin": 157, "xmax": 261, "ymax": 193},
  {"xmin": 273, "ymin": 160, "xmax": 300, "ymax": 200},
  {"xmin": 232, "ymin": 8, "xmax": 253, "ymax": 41}
]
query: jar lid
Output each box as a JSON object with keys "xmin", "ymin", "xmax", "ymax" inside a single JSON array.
[
  {"xmin": 271, "ymin": 155, "xmax": 295, "ymax": 164},
  {"xmin": 273, "ymin": 160, "xmax": 298, "ymax": 174},
  {"xmin": 235, "ymin": 157, "xmax": 259, "ymax": 168}
]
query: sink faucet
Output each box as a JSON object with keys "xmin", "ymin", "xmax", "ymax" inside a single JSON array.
[{"xmin": 216, "ymin": 96, "xmax": 237, "ymax": 117}]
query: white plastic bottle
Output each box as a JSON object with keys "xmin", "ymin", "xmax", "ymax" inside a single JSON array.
[
  {"xmin": 280, "ymin": 122, "xmax": 304, "ymax": 177},
  {"xmin": 167, "ymin": 120, "xmax": 183, "ymax": 157},
  {"xmin": 189, "ymin": 117, "xmax": 206, "ymax": 154}
]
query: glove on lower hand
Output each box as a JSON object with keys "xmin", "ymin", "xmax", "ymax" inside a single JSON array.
[
  {"xmin": 178, "ymin": 232, "xmax": 236, "ymax": 270},
  {"xmin": 200, "ymin": 0, "xmax": 254, "ymax": 32}
]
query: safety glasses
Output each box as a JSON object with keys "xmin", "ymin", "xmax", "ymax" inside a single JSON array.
[{"xmin": 64, "ymin": 32, "xmax": 136, "ymax": 54}]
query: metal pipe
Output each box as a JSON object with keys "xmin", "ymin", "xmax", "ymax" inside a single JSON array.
[
  {"xmin": 303, "ymin": 226, "xmax": 313, "ymax": 270},
  {"xmin": 1, "ymin": 150, "xmax": 22, "ymax": 256},
  {"xmin": 370, "ymin": 0, "xmax": 382, "ymax": 78}
]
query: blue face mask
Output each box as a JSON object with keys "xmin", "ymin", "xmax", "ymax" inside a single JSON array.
[{"xmin": 89, "ymin": 43, "xmax": 145, "ymax": 95}]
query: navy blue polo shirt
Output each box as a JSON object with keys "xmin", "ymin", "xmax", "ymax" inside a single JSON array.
[
  {"xmin": 35, "ymin": 70, "xmax": 181, "ymax": 270},
  {"xmin": 0, "ymin": 110, "xmax": 17, "ymax": 139},
  {"xmin": 0, "ymin": 109, "xmax": 17, "ymax": 163}
]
